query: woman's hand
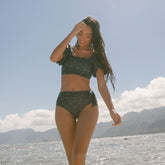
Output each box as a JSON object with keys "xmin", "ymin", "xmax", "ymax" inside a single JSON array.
[
  {"xmin": 110, "ymin": 109, "xmax": 121, "ymax": 126},
  {"xmin": 71, "ymin": 21, "xmax": 88, "ymax": 36}
]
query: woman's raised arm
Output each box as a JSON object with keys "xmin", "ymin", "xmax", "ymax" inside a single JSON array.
[
  {"xmin": 50, "ymin": 22, "xmax": 88, "ymax": 63},
  {"xmin": 50, "ymin": 32, "xmax": 74, "ymax": 63}
]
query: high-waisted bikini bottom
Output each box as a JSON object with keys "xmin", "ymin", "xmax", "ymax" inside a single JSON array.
[{"xmin": 56, "ymin": 90, "xmax": 97, "ymax": 119}]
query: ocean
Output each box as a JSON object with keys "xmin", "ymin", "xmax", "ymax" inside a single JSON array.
[{"xmin": 0, "ymin": 133, "xmax": 165, "ymax": 165}]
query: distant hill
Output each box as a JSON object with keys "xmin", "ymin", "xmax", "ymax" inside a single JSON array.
[
  {"xmin": 93, "ymin": 106, "xmax": 165, "ymax": 138},
  {"xmin": 0, "ymin": 106, "xmax": 165, "ymax": 144},
  {"xmin": 0, "ymin": 128, "xmax": 60, "ymax": 144}
]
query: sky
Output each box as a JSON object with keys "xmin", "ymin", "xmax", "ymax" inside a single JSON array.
[{"xmin": 0, "ymin": 0, "xmax": 165, "ymax": 132}]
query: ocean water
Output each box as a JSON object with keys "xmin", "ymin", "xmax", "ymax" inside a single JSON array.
[{"xmin": 0, "ymin": 133, "xmax": 165, "ymax": 165}]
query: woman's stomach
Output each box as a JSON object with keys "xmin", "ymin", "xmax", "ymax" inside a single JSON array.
[{"xmin": 61, "ymin": 74, "xmax": 91, "ymax": 91}]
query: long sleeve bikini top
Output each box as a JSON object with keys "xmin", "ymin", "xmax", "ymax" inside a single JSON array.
[{"xmin": 57, "ymin": 45, "xmax": 107, "ymax": 79}]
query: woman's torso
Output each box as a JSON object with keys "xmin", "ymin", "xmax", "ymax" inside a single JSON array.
[
  {"xmin": 61, "ymin": 74, "xmax": 91, "ymax": 92},
  {"xmin": 60, "ymin": 47, "xmax": 93, "ymax": 92}
]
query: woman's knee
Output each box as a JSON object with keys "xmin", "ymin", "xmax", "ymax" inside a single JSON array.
[{"xmin": 72, "ymin": 152, "xmax": 86, "ymax": 165}]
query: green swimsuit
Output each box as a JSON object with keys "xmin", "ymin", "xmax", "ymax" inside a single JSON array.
[{"xmin": 56, "ymin": 45, "xmax": 106, "ymax": 119}]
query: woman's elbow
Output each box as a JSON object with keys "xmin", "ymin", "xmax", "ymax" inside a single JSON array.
[{"xmin": 50, "ymin": 56, "xmax": 57, "ymax": 63}]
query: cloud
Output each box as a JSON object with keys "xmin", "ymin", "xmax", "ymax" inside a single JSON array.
[
  {"xmin": 97, "ymin": 99, "xmax": 111, "ymax": 123},
  {"xmin": 97, "ymin": 77, "xmax": 165, "ymax": 123},
  {"xmin": 0, "ymin": 109, "xmax": 55, "ymax": 132},
  {"xmin": 0, "ymin": 77, "xmax": 165, "ymax": 132}
]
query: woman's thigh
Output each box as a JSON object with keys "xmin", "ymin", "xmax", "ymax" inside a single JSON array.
[
  {"xmin": 55, "ymin": 106, "xmax": 76, "ymax": 157},
  {"xmin": 73, "ymin": 104, "xmax": 99, "ymax": 154}
]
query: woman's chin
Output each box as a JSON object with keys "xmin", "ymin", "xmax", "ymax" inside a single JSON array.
[{"xmin": 79, "ymin": 43, "xmax": 88, "ymax": 47}]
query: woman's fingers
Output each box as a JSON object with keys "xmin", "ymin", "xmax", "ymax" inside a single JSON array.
[
  {"xmin": 112, "ymin": 114, "xmax": 121, "ymax": 126},
  {"xmin": 72, "ymin": 21, "xmax": 88, "ymax": 35},
  {"xmin": 77, "ymin": 21, "xmax": 87, "ymax": 29},
  {"xmin": 110, "ymin": 112, "xmax": 121, "ymax": 127}
]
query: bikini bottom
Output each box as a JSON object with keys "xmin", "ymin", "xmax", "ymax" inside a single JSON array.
[{"xmin": 56, "ymin": 90, "xmax": 97, "ymax": 119}]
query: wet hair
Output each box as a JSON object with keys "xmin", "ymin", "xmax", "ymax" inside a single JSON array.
[{"xmin": 81, "ymin": 16, "xmax": 116, "ymax": 90}]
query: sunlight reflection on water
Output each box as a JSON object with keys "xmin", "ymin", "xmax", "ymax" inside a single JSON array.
[{"xmin": 0, "ymin": 133, "xmax": 165, "ymax": 165}]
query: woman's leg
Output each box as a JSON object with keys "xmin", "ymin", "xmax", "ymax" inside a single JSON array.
[
  {"xmin": 55, "ymin": 106, "xmax": 76, "ymax": 165},
  {"xmin": 72, "ymin": 103, "xmax": 99, "ymax": 165}
]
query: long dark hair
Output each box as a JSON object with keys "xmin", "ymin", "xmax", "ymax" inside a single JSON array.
[{"xmin": 82, "ymin": 16, "xmax": 116, "ymax": 90}]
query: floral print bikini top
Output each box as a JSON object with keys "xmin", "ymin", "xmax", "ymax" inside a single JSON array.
[{"xmin": 57, "ymin": 45, "xmax": 107, "ymax": 79}]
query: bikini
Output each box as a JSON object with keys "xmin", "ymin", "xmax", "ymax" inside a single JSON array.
[{"xmin": 56, "ymin": 45, "xmax": 106, "ymax": 119}]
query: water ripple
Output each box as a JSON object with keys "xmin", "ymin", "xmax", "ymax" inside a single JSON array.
[{"xmin": 0, "ymin": 133, "xmax": 165, "ymax": 165}]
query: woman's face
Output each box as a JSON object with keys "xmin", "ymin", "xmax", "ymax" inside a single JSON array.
[{"xmin": 77, "ymin": 26, "xmax": 92, "ymax": 48}]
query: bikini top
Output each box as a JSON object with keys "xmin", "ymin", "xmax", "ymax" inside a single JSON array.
[{"xmin": 57, "ymin": 45, "xmax": 107, "ymax": 79}]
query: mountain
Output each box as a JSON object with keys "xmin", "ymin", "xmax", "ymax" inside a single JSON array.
[
  {"xmin": 0, "ymin": 106, "xmax": 165, "ymax": 144},
  {"xmin": 93, "ymin": 106, "xmax": 165, "ymax": 138},
  {"xmin": 0, "ymin": 128, "xmax": 60, "ymax": 144}
]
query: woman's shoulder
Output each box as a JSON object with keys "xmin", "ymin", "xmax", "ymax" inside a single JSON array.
[
  {"xmin": 64, "ymin": 45, "xmax": 72, "ymax": 54},
  {"xmin": 57, "ymin": 45, "xmax": 71, "ymax": 65}
]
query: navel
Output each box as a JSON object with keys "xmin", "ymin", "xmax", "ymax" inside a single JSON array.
[{"xmin": 71, "ymin": 88, "xmax": 75, "ymax": 91}]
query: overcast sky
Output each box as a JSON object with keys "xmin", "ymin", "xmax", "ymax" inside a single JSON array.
[{"xmin": 0, "ymin": 0, "xmax": 165, "ymax": 132}]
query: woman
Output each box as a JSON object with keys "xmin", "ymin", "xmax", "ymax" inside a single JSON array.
[{"xmin": 50, "ymin": 16, "xmax": 121, "ymax": 165}]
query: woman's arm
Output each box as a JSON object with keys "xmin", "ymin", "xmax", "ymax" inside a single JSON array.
[
  {"xmin": 50, "ymin": 32, "xmax": 74, "ymax": 63},
  {"xmin": 50, "ymin": 22, "xmax": 88, "ymax": 63},
  {"xmin": 96, "ymin": 69, "xmax": 121, "ymax": 126}
]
